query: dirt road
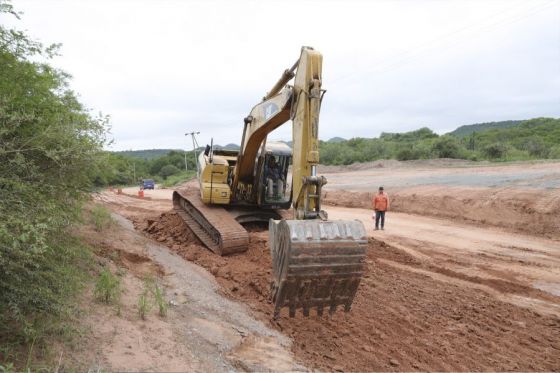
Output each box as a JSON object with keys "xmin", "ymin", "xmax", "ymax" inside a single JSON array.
[
  {"xmin": 120, "ymin": 181, "xmax": 560, "ymax": 315},
  {"xmin": 108, "ymin": 164, "xmax": 560, "ymax": 371},
  {"xmin": 76, "ymin": 200, "xmax": 303, "ymax": 371},
  {"xmin": 331, "ymin": 207, "xmax": 560, "ymax": 316}
]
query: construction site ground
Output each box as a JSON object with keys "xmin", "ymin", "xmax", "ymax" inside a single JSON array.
[{"xmin": 94, "ymin": 159, "xmax": 560, "ymax": 371}]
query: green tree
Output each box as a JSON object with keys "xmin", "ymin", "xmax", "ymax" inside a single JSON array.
[
  {"xmin": 0, "ymin": 1, "xmax": 108, "ymax": 347},
  {"xmin": 431, "ymin": 136, "xmax": 465, "ymax": 158},
  {"xmin": 159, "ymin": 164, "xmax": 180, "ymax": 179}
]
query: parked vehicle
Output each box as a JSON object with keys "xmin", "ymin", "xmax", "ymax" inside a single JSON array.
[{"xmin": 142, "ymin": 179, "xmax": 155, "ymax": 190}]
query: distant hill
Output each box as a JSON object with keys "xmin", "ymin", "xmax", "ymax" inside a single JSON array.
[
  {"xmin": 114, "ymin": 149, "xmax": 181, "ymax": 160},
  {"xmin": 449, "ymin": 120, "xmax": 524, "ymax": 137},
  {"xmin": 113, "ymin": 117, "xmax": 557, "ymax": 163},
  {"xmin": 215, "ymin": 143, "xmax": 240, "ymax": 150}
]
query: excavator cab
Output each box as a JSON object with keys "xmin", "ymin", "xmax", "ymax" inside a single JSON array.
[
  {"xmin": 257, "ymin": 142, "xmax": 292, "ymax": 209},
  {"xmin": 262, "ymin": 155, "xmax": 290, "ymax": 203}
]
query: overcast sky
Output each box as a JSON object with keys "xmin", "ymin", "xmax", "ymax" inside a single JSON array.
[{"xmin": 4, "ymin": 0, "xmax": 560, "ymax": 150}]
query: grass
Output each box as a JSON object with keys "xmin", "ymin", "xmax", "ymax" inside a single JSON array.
[
  {"xmin": 161, "ymin": 170, "xmax": 196, "ymax": 188},
  {"xmin": 153, "ymin": 283, "xmax": 168, "ymax": 318},
  {"xmin": 89, "ymin": 204, "xmax": 114, "ymax": 232},
  {"xmin": 137, "ymin": 290, "xmax": 152, "ymax": 320},
  {"xmin": 94, "ymin": 268, "xmax": 121, "ymax": 304},
  {"xmin": 137, "ymin": 276, "xmax": 167, "ymax": 319},
  {"xmin": 0, "ymin": 363, "xmax": 15, "ymax": 373}
]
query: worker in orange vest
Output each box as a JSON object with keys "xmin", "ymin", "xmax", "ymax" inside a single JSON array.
[{"xmin": 372, "ymin": 186, "xmax": 389, "ymax": 230}]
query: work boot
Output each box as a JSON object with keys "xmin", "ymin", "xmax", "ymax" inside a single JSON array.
[
  {"xmin": 375, "ymin": 227, "xmax": 379, "ymax": 230},
  {"xmin": 381, "ymin": 227, "xmax": 384, "ymax": 230}
]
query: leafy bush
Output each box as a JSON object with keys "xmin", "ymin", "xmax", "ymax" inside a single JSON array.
[
  {"xmin": 431, "ymin": 136, "xmax": 464, "ymax": 159},
  {"xmin": 548, "ymin": 146, "xmax": 560, "ymax": 159},
  {"xmin": 396, "ymin": 148, "xmax": 417, "ymax": 161},
  {"xmin": 0, "ymin": 1, "xmax": 107, "ymax": 353},
  {"xmin": 522, "ymin": 137, "xmax": 549, "ymax": 158},
  {"xmin": 159, "ymin": 164, "xmax": 181, "ymax": 179},
  {"xmin": 483, "ymin": 143, "xmax": 508, "ymax": 159}
]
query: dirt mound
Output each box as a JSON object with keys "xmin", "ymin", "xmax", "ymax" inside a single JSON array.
[
  {"xmin": 136, "ymin": 212, "xmax": 202, "ymax": 247},
  {"xmin": 140, "ymin": 211, "xmax": 560, "ymax": 372},
  {"xmin": 323, "ymin": 186, "xmax": 560, "ymax": 239}
]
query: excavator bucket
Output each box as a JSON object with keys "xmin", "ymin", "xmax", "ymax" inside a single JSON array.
[{"xmin": 269, "ymin": 219, "xmax": 367, "ymax": 318}]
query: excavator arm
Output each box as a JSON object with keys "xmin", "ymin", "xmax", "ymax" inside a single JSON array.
[
  {"xmin": 248, "ymin": 47, "xmax": 368, "ymax": 318},
  {"xmin": 233, "ymin": 47, "xmax": 328, "ymax": 220}
]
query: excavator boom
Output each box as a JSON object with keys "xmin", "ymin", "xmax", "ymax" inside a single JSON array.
[{"xmin": 173, "ymin": 47, "xmax": 367, "ymax": 318}]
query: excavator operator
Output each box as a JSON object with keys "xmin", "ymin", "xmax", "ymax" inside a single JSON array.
[{"xmin": 265, "ymin": 157, "xmax": 284, "ymax": 199}]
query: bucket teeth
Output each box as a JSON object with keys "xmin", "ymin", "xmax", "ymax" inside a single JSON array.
[{"xmin": 269, "ymin": 219, "xmax": 367, "ymax": 318}]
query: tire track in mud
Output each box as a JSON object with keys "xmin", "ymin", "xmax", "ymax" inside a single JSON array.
[{"xmin": 374, "ymin": 240, "xmax": 559, "ymax": 304}]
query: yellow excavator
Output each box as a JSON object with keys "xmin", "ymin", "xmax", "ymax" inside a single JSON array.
[{"xmin": 173, "ymin": 47, "xmax": 367, "ymax": 318}]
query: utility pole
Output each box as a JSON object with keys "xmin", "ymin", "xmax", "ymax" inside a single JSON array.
[{"xmin": 185, "ymin": 131, "xmax": 200, "ymax": 174}]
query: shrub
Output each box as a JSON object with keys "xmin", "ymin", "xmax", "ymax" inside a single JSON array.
[
  {"xmin": 431, "ymin": 136, "xmax": 464, "ymax": 159},
  {"xmin": 159, "ymin": 164, "xmax": 180, "ymax": 179},
  {"xmin": 396, "ymin": 148, "xmax": 417, "ymax": 161},
  {"xmin": 548, "ymin": 146, "xmax": 560, "ymax": 159},
  {"xmin": 0, "ymin": 2, "xmax": 108, "ymax": 352},
  {"xmin": 483, "ymin": 143, "xmax": 508, "ymax": 159},
  {"xmin": 90, "ymin": 204, "xmax": 114, "ymax": 232},
  {"xmin": 524, "ymin": 137, "xmax": 549, "ymax": 158}
]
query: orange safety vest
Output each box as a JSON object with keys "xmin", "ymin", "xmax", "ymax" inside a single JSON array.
[{"xmin": 373, "ymin": 193, "xmax": 389, "ymax": 211}]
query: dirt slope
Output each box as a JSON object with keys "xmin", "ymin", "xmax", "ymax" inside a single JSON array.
[
  {"xmin": 73, "ymin": 205, "xmax": 303, "ymax": 372},
  {"xmin": 320, "ymin": 159, "xmax": 560, "ymax": 239},
  {"xmin": 323, "ymin": 186, "xmax": 560, "ymax": 239}
]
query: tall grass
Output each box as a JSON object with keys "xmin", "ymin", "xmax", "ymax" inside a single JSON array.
[
  {"xmin": 94, "ymin": 268, "xmax": 121, "ymax": 304},
  {"xmin": 89, "ymin": 204, "xmax": 114, "ymax": 232}
]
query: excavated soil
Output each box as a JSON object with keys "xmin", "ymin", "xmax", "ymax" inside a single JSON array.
[{"xmin": 137, "ymin": 211, "xmax": 560, "ymax": 372}]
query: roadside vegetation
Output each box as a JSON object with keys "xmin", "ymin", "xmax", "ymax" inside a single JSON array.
[
  {"xmin": 94, "ymin": 150, "xmax": 197, "ymax": 188},
  {"xmin": 101, "ymin": 117, "xmax": 560, "ymax": 177},
  {"xmin": 137, "ymin": 276, "xmax": 168, "ymax": 320},
  {"xmin": 0, "ymin": 1, "xmax": 108, "ymax": 367},
  {"xmin": 94, "ymin": 268, "xmax": 121, "ymax": 305},
  {"xmin": 319, "ymin": 117, "xmax": 560, "ymax": 165}
]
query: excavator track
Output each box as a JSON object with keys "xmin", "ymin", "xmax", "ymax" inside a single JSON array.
[
  {"xmin": 172, "ymin": 190, "xmax": 249, "ymax": 255},
  {"xmin": 269, "ymin": 219, "xmax": 367, "ymax": 318}
]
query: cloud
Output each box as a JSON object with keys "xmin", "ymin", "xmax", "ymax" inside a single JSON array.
[{"xmin": 6, "ymin": 0, "xmax": 560, "ymax": 149}]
